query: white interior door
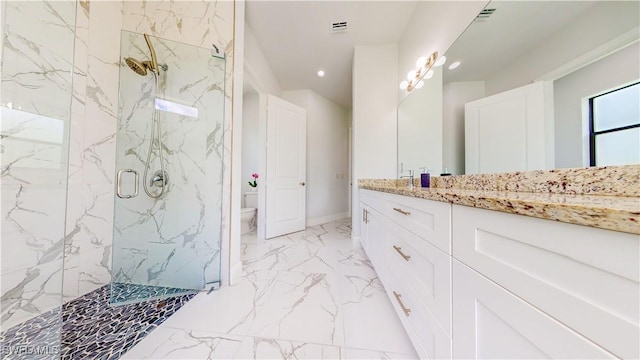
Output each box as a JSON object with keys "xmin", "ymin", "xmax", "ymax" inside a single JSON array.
[
  {"xmin": 265, "ymin": 95, "xmax": 306, "ymax": 239},
  {"xmin": 465, "ymin": 81, "xmax": 554, "ymax": 174}
]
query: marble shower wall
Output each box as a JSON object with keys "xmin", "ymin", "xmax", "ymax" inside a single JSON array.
[
  {"xmin": 111, "ymin": 31, "xmax": 226, "ymax": 290},
  {"xmin": 63, "ymin": 0, "xmax": 235, "ymax": 300},
  {"xmin": 63, "ymin": 1, "xmax": 124, "ymax": 302},
  {"xmin": 121, "ymin": 0, "xmax": 235, "ymax": 287},
  {"xmin": 1, "ymin": 1, "xmax": 76, "ymax": 331}
]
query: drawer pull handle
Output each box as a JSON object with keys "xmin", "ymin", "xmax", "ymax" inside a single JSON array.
[
  {"xmin": 393, "ymin": 291, "xmax": 411, "ymax": 317},
  {"xmin": 393, "ymin": 246, "xmax": 411, "ymax": 261},
  {"xmin": 393, "ymin": 207, "xmax": 411, "ymax": 216}
]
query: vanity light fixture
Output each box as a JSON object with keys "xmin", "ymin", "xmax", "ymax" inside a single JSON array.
[
  {"xmin": 317, "ymin": 70, "xmax": 325, "ymax": 77},
  {"xmin": 401, "ymin": 51, "xmax": 439, "ymax": 92},
  {"xmin": 448, "ymin": 61, "xmax": 461, "ymax": 70},
  {"xmin": 434, "ymin": 55, "xmax": 447, "ymax": 67},
  {"xmin": 424, "ymin": 69, "xmax": 434, "ymax": 80}
]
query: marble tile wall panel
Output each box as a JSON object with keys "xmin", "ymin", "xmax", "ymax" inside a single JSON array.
[
  {"xmin": 64, "ymin": 0, "xmax": 90, "ymax": 303},
  {"xmin": 1, "ymin": 0, "xmax": 76, "ymax": 330},
  {"xmin": 63, "ymin": 0, "xmax": 123, "ymax": 301},
  {"xmin": 117, "ymin": 1, "xmax": 234, "ymax": 288}
]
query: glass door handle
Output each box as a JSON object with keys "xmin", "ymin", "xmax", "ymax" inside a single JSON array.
[{"xmin": 116, "ymin": 169, "xmax": 139, "ymax": 199}]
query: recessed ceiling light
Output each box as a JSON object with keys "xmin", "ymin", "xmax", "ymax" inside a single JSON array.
[
  {"xmin": 448, "ymin": 61, "xmax": 461, "ymax": 70},
  {"xmin": 317, "ymin": 70, "xmax": 325, "ymax": 77}
]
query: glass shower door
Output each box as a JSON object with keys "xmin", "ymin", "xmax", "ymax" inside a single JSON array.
[{"xmin": 110, "ymin": 31, "xmax": 225, "ymax": 305}]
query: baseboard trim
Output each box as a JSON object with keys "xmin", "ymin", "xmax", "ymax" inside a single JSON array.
[
  {"xmin": 230, "ymin": 261, "xmax": 243, "ymax": 285},
  {"xmin": 306, "ymin": 212, "xmax": 349, "ymax": 227}
]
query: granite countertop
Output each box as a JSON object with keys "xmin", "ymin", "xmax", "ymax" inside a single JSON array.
[{"xmin": 359, "ymin": 182, "xmax": 640, "ymax": 235}]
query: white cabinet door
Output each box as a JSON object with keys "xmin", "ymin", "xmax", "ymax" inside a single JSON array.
[
  {"xmin": 465, "ymin": 81, "xmax": 554, "ymax": 174},
  {"xmin": 453, "ymin": 260, "xmax": 615, "ymax": 359},
  {"xmin": 367, "ymin": 208, "xmax": 387, "ymax": 284},
  {"xmin": 452, "ymin": 204, "xmax": 639, "ymax": 359}
]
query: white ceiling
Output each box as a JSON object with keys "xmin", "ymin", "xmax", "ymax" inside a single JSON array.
[
  {"xmin": 245, "ymin": 1, "xmax": 418, "ymax": 109},
  {"xmin": 443, "ymin": 1, "xmax": 598, "ymax": 83}
]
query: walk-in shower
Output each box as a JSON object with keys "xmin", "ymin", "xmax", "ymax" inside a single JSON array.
[{"xmin": 110, "ymin": 31, "xmax": 226, "ymax": 306}]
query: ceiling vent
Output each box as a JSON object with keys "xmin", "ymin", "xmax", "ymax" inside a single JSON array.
[
  {"xmin": 331, "ymin": 21, "xmax": 348, "ymax": 33},
  {"xmin": 474, "ymin": 8, "xmax": 496, "ymax": 22}
]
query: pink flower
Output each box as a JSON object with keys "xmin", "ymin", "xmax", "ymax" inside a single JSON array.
[{"xmin": 252, "ymin": 173, "xmax": 259, "ymax": 179}]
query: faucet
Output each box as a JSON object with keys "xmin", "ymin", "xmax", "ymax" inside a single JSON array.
[{"xmin": 399, "ymin": 169, "xmax": 415, "ymax": 189}]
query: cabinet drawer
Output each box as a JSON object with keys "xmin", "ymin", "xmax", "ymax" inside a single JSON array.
[
  {"xmin": 360, "ymin": 189, "xmax": 385, "ymax": 211},
  {"xmin": 453, "ymin": 260, "xmax": 614, "ymax": 359},
  {"xmin": 386, "ymin": 220, "xmax": 451, "ymax": 334},
  {"xmin": 384, "ymin": 193, "xmax": 451, "ymax": 254},
  {"xmin": 386, "ymin": 270, "xmax": 452, "ymax": 360},
  {"xmin": 453, "ymin": 204, "xmax": 640, "ymax": 359}
]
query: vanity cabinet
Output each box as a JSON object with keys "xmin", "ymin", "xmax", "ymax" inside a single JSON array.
[
  {"xmin": 452, "ymin": 259, "xmax": 615, "ymax": 359},
  {"xmin": 360, "ymin": 189, "xmax": 452, "ymax": 358},
  {"xmin": 452, "ymin": 204, "xmax": 639, "ymax": 359},
  {"xmin": 358, "ymin": 188, "xmax": 639, "ymax": 360}
]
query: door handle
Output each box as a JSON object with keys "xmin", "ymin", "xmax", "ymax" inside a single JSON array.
[
  {"xmin": 116, "ymin": 169, "xmax": 139, "ymax": 199},
  {"xmin": 299, "ymin": 182, "xmax": 306, "ymax": 186}
]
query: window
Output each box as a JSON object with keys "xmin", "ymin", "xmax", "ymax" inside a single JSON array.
[{"xmin": 589, "ymin": 82, "xmax": 640, "ymax": 166}]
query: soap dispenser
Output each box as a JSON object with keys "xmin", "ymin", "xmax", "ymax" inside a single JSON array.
[{"xmin": 419, "ymin": 167, "xmax": 431, "ymax": 188}]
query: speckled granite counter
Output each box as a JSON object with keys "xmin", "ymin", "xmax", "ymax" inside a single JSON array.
[{"xmin": 359, "ymin": 165, "xmax": 640, "ymax": 235}]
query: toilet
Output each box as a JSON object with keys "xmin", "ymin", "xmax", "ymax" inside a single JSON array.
[{"xmin": 241, "ymin": 192, "xmax": 258, "ymax": 235}]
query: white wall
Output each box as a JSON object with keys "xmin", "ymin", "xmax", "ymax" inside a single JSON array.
[
  {"xmin": 352, "ymin": 43, "xmax": 398, "ymax": 238},
  {"xmin": 485, "ymin": 1, "xmax": 640, "ymax": 96},
  {"xmin": 244, "ymin": 24, "xmax": 282, "ymax": 97},
  {"xmin": 442, "ymin": 81, "xmax": 486, "ymax": 175},
  {"xmin": 554, "ymin": 42, "xmax": 640, "ymax": 169},
  {"xmin": 241, "ymin": 93, "xmax": 260, "ymax": 205}
]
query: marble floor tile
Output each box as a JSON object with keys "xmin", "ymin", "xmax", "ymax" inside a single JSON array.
[
  {"xmin": 234, "ymin": 337, "xmax": 342, "ymax": 359},
  {"xmin": 123, "ymin": 217, "xmax": 418, "ymax": 359},
  {"xmin": 342, "ymin": 347, "xmax": 419, "ymax": 359},
  {"xmin": 159, "ymin": 269, "xmax": 279, "ymax": 336},
  {"xmin": 120, "ymin": 328, "xmax": 244, "ymax": 359},
  {"xmin": 247, "ymin": 270, "xmax": 345, "ymax": 347}
]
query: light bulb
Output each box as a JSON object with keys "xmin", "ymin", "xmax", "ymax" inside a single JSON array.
[
  {"xmin": 400, "ymin": 81, "xmax": 408, "ymax": 90},
  {"xmin": 416, "ymin": 56, "xmax": 427, "ymax": 68},
  {"xmin": 448, "ymin": 61, "xmax": 461, "ymax": 70},
  {"xmin": 424, "ymin": 69, "xmax": 434, "ymax": 79},
  {"xmin": 407, "ymin": 70, "xmax": 416, "ymax": 81},
  {"xmin": 434, "ymin": 55, "xmax": 447, "ymax": 67},
  {"xmin": 415, "ymin": 81, "xmax": 425, "ymax": 89},
  {"xmin": 317, "ymin": 70, "xmax": 325, "ymax": 77}
]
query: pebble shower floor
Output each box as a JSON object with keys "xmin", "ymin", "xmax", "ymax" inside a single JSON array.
[{"xmin": 0, "ymin": 284, "xmax": 194, "ymax": 359}]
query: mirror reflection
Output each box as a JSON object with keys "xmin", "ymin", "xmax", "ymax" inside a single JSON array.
[{"xmin": 398, "ymin": 0, "xmax": 640, "ymax": 176}]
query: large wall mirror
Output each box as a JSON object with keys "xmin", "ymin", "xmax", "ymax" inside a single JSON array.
[{"xmin": 397, "ymin": 1, "xmax": 639, "ymax": 176}]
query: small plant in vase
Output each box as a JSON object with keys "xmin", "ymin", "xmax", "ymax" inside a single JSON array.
[{"xmin": 248, "ymin": 173, "xmax": 259, "ymax": 191}]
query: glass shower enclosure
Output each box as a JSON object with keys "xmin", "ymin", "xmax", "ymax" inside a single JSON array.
[{"xmin": 110, "ymin": 31, "xmax": 225, "ymax": 305}]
